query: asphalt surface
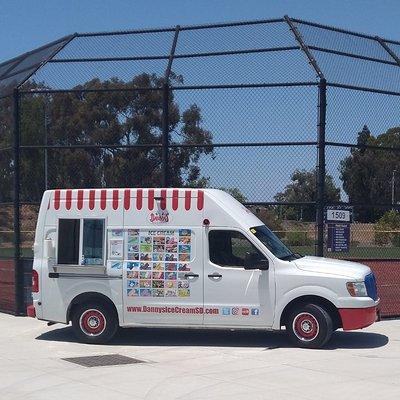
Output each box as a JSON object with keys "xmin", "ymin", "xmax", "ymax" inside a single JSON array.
[{"xmin": 0, "ymin": 313, "xmax": 399, "ymax": 400}]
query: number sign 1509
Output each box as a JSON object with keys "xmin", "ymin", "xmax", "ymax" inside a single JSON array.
[{"xmin": 326, "ymin": 209, "xmax": 351, "ymax": 222}]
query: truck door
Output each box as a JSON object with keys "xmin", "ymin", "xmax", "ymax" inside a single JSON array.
[
  {"xmin": 123, "ymin": 227, "xmax": 204, "ymax": 326},
  {"xmin": 203, "ymin": 228, "xmax": 275, "ymax": 327}
]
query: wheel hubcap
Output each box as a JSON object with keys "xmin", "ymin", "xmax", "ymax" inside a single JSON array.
[
  {"xmin": 88, "ymin": 317, "xmax": 99, "ymax": 328},
  {"xmin": 79, "ymin": 309, "xmax": 106, "ymax": 337},
  {"xmin": 293, "ymin": 312, "xmax": 319, "ymax": 342}
]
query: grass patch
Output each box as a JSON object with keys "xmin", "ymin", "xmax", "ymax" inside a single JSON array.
[
  {"xmin": 292, "ymin": 246, "xmax": 400, "ymax": 259},
  {"xmin": 0, "ymin": 248, "xmax": 33, "ymax": 258}
]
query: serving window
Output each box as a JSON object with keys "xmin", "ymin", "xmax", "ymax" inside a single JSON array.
[
  {"xmin": 58, "ymin": 219, "xmax": 80, "ymax": 265},
  {"xmin": 57, "ymin": 218, "xmax": 105, "ymax": 265}
]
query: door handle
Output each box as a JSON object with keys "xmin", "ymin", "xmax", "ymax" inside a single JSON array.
[
  {"xmin": 184, "ymin": 272, "xmax": 199, "ymax": 279},
  {"xmin": 208, "ymin": 273, "xmax": 222, "ymax": 280}
]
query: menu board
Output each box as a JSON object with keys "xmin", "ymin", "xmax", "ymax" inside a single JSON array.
[{"xmin": 108, "ymin": 229, "xmax": 192, "ymax": 298}]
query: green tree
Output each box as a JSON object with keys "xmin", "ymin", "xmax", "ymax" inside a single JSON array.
[
  {"xmin": 15, "ymin": 73, "xmax": 214, "ymax": 201},
  {"xmin": 340, "ymin": 125, "xmax": 400, "ymax": 222},
  {"xmin": 19, "ymin": 91, "xmax": 51, "ymax": 201},
  {"xmin": 274, "ymin": 168, "xmax": 341, "ymax": 221},
  {"xmin": 0, "ymin": 96, "xmax": 13, "ymax": 202}
]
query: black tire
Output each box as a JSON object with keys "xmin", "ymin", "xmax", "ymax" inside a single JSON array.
[
  {"xmin": 71, "ymin": 302, "xmax": 118, "ymax": 344},
  {"xmin": 286, "ymin": 303, "xmax": 333, "ymax": 349}
]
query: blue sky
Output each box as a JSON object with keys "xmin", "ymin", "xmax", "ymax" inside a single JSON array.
[
  {"xmin": 1, "ymin": 0, "xmax": 400, "ymax": 61},
  {"xmin": 1, "ymin": 0, "xmax": 399, "ymax": 202}
]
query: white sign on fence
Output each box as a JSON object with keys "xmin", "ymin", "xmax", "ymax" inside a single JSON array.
[{"xmin": 326, "ymin": 209, "xmax": 351, "ymax": 223}]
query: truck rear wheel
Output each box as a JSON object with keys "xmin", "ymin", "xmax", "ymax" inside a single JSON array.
[
  {"xmin": 286, "ymin": 303, "xmax": 333, "ymax": 349},
  {"xmin": 71, "ymin": 302, "xmax": 118, "ymax": 344}
]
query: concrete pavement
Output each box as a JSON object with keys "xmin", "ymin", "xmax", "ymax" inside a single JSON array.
[{"xmin": 0, "ymin": 313, "xmax": 399, "ymax": 400}]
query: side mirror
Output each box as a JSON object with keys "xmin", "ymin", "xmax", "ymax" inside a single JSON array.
[
  {"xmin": 244, "ymin": 252, "xmax": 269, "ymax": 270},
  {"xmin": 44, "ymin": 239, "xmax": 55, "ymax": 259}
]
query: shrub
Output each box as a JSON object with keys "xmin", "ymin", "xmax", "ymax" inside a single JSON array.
[
  {"xmin": 248, "ymin": 206, "xmax": 285, "ymax": 238},
  {"xmin": 285, "ymin": 231, "xmax": 314, "ymax": 247},
  {"xmin": 392, "ymin": 233, "xmax": 400, "ymax": 247},
  {"xmin": 374, "ymin": 210, "xmax": 400, "ymax": 246}
]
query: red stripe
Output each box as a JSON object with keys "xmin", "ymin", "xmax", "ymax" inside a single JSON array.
[
  {"xmin": 112, "ymin": 190, "xmax": 119, "ymax": 210},
  {"xmin": 136, "ymin": 189, "xmax": 143, "ymax": 210},
  {"xmin": 100, "ymin": 190, "xmax": 107, "ymax": 210},
  {"xmin": 54, "ymin": 190, "xmax": 60, "ymax": 210},
  {"xmin": 66, "ymin": 189, "xmax": 72, "ymax": 210},
  {"xmin": 148, "ymin": 189, "xmax": 154, "ymax": 210},
  {"xmin": 172, "ymin": 189, "xmax": 179, "ymax": 211},
  {"xmin": 185, "ymin": 190, "xmax": 191, "ymax": 210},
  {"xmin": 77, "ymin": 190, "xmax": 84, "ymax": 210},
  {"xmin": 89, "ymin": 190, "xmax": 95, "ymax": 210},
  {"xmin": 160, "ymin": 189, "xmax": 167, "ymax": 210},
  {"xmin": 124, "ymin": 189, "xmax": 130, "ymax": 210},
  {"xmin": 197, "ymin": 190, "xmax": 204, "ymax": 210}
]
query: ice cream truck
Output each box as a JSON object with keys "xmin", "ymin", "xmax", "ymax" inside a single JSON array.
[{"xmin": 28, "ymin": 188, "xmax": 379, "ymax": 348}]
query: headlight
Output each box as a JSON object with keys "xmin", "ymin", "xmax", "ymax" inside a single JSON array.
[{"xmin": 346, "ymin": 282, "xmax": 368, "ymax": 297}]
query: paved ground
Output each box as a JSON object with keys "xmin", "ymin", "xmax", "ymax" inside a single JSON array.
[{"xmin": 0, "ymin": 313, "xmax": 399, "ymax": 400}]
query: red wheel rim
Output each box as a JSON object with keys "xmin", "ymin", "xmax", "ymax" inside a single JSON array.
[
  {"xmin": 79, "ymin": 309, "xmax": 106, "ymax": 337},
  {"xmin": 293, "ymin": 312, "xmax": 319, "ymax": 341}
]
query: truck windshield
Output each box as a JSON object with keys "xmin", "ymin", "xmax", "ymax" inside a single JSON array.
[{"xmin": 250, "ymin": 225, "xmax": 301, "ymax": 261}]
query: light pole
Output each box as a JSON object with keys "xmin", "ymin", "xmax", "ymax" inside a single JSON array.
[{"xmin": 392, "ymin": 169, "xmax": 397, "ymax": 209}]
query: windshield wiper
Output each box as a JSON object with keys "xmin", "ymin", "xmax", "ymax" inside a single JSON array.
[
  {"xmin": 280, "ymin": 252, "xmax": 304, "ymax": 261},
  {"xmin": 279, "ymin": 253, "xmax": 296, "ymax": 261}
]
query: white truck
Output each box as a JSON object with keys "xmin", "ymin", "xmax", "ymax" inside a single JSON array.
[{"xmin": 28, "ymin": 188, "xmax": 379, "ymax": 348}]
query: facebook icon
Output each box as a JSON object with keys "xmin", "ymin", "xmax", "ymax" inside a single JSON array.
[
  {"xmin": 222, "ymin": 307, "xmax": 231, "ymax": 316},
  {"xmin": 251, "ymin": 308, "xmax": 260, "ymax": 316}
]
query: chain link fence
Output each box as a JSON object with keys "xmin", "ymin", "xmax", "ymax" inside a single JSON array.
[{"xmin": 1, "ymin": 16, "xmax": 400, "ymax": 315}]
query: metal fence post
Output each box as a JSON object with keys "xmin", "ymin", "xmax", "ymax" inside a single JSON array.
[
  {"xmin": 44, "ymin": 94, "xmax": 49, "ymax": 191},
  {"xmin": 13, "ymin": 88, "xmax": 23, "ymax": 315},
  {"xmin": 161, "ymin": 25, "xmax": 179, "ymax": 188},
  {"xmin": 161, "ymin": 83, "xmax": 170, "ymax": 187},
  {"xmin": 316, "ymin": 78, "xmax": 327, "ymax": 257}
]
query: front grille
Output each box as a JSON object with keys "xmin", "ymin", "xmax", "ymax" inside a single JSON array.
[{"xmin": 365, "ymin": 273, "xmax": 378, "ymax": 301}]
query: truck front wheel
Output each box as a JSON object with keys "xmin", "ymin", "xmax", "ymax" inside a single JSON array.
[
  {"xmin": 71, "ymin": 302, "xmax": 118, "ymax": 344},
  {"xmin": 286, "ymin": 303, "xmax": 333, "ymax": 349}
]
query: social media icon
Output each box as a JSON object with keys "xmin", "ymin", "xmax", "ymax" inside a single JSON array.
[
  {"xmin": 251, "ymin": 308, "xmax": 260, "ymax": 316},
  {"xmin": 222, "ymin": 307, "xmax": 230, "ymax": 316},
  {"xmin": 242, "ymin": 308, "xmax": 250, "ymax": 316},
  {"xmin": 232, "ymin": 307, "xmax": 239, "ymax": 315}
]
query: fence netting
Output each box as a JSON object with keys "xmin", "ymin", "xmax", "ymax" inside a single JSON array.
[{"xmin": 1, "ymin": 16, "xmax": 400, "ymax": 315}]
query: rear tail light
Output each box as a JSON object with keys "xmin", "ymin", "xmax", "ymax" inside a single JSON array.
[{"xmin": 32, "ymin": 270, "xmax": 39, "ymax": 293}]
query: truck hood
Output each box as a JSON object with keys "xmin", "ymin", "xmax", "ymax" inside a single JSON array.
[{"xmin": 293, "ymin": 256, "xmax": 371, "ymax": 279}]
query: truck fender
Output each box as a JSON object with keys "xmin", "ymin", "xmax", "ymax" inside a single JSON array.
[
  {"xmin": 66, "ymin": 291, "xmax": 121, "ymax": 325},
  {"xmin": 272, "ymin": 285, "xmax": 339, "ymax": 330}
]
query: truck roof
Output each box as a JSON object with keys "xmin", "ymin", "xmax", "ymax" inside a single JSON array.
[{"xmin": 41, "ymin": 188, "xmax": 262, "ymax": 230}]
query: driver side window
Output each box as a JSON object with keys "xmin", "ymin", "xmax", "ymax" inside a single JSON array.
[{"xmin": 209, "ymin": 230, "xmax": 263, "ymax": 268}]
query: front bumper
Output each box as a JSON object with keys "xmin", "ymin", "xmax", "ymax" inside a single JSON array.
[{"xmin": 338, "ymin": 306, "xmax": 378, "ymax": 330}]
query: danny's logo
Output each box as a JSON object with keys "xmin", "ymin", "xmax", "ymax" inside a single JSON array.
[{"xmin": 149, "ymin": 211, "xmax": 169, "ymax": 223}]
